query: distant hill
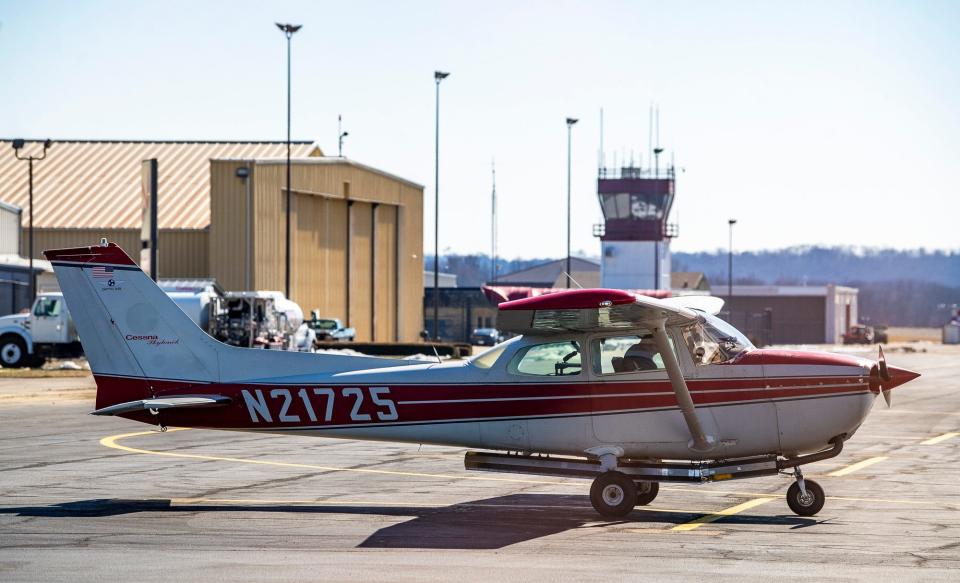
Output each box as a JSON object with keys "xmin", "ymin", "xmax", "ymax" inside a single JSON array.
[
  {"xmin": 429, "ymin": 247, "xmax": 960, "ymax": 327},
  {"xmin": 673, "ymin": 247, "xmax": 960, "ymax": 288}
]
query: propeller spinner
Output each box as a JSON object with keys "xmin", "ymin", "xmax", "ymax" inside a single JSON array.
[{"xmin": 870, "ymin": 345, "xmax": 921, "ymax": 407}]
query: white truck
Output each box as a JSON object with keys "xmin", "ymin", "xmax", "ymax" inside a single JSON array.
[{"xmin": 0, "ymin": 293, "xmax": 82, "ymax": 368}]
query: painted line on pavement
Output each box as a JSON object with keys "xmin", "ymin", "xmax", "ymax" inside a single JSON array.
[
  {"xmin": 920, "ymin": 432, "xmax": 959, "ymax": 445},
  {"xmin": 827, "ymin": 456, "xmax": 887, "ymax": 477},
  {"xmin": 670, "ymin": 498, "xmax": 774, "ymax": 532},
  {"xmin": 101, "ymin": 430, "xmax": 956, "ymax": 508},
  {"xmin": 101, "ymin": 429, "xmax": 572, "ymax": 485}
]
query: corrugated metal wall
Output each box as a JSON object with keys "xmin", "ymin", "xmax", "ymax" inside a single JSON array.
[
  {"xmin": 1, "ymin": 205, "xmax": 21, "ymax": 254},
  {"xmin": 209, "ymin": 161, "xmax": 253, "ymax": 290},
  {"xmin": 210, "ymin": 159, "xmax": 423, "ymax": 342},
  {"xmin": 22, "ymin": 228, "xmax": 208, "ymax": 278}
]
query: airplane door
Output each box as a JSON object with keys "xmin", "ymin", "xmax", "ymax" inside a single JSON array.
[
  {"xmin": 589, "ymin": 332, "xmax": 780, "ymax": 455},
  {"xmin": 590, "ymin": 333, "xmax": 694, "ymax": 446}
]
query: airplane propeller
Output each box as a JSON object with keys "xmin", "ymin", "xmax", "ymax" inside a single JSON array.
[{"xmin": 878, "ymin": 345, "xmax": 892, "ymax": 407}]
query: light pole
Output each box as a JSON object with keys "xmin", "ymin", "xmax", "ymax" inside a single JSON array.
[
  {"xmin": 728, "ymin": 218, "xmax": 737, "ymax": 298},
  {"xmin": 338, "ymin": 114, "xmax": 348, "ymax": 157},
  {"xmin": 12, "ymin": 139, "xmax": 52, "ymax": 303},
  {"xmin": 432, "ymin": 70, "xmax": 449, "ymax": 340},
  {"xmin": 565, "ymin": 117, "xmax": 578, "ymax": 288},
  {"xmin": 276, "ymin": 22, "xmax": 301, "ymax": 299}
]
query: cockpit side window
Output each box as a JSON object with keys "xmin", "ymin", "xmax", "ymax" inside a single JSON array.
[
  {"xmin": 591, "ymin": 334, "xmax": 667, "ymax": 375},
  {"xmin": 508, "ymin": 341, "xmax": 582, "ymax": 377}
]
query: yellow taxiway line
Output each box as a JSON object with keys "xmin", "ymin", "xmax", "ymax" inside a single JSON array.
[
  {"xmin": 101, "ymin": 429, "xmax": 571, "ymax": 486},
  {"xmin": 920, "ymin": 432, "xmax": 960, "ymax": 445},
  {"xmin": 670, "ymin": 498, "xmax": 774, "ymax": 531},
  {"xmin": 827, "ymin": 456, "xmax": 887, "ymax": 477},
  {"xmin": 100, "ymin": 429, "xmax": 956, "ymax": 519}
]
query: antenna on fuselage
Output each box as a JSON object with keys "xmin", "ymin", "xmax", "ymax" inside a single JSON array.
[{"xmin": 562, "ymin": 272, "xmax": 584, "ymax": 289}]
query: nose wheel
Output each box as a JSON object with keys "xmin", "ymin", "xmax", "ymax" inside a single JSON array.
[{"xmin": 786, "ymin": 467, "xmax": 825, "ymax": 516}]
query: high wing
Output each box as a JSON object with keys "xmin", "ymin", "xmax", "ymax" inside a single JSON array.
[{"xmin": 497, "ymin": 289, "xmax": 723, "ymax": 335}]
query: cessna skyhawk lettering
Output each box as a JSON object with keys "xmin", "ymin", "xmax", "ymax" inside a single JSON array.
[{"xmin": 45, "ymin": 242, "xmax": 920, "ymax": 518}]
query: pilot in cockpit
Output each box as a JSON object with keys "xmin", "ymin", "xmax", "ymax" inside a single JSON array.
[{"xmin": 612, "ymin": 335, "xmax": 661, "ymax": 372}]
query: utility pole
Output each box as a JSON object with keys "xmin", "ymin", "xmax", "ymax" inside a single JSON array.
[
  {"xmin": 491, "ymin": 159, "xmax": 497, "ymax": 283},
  {"xmin": 432, "ymin": 70, "xmax": 450, "ymax": 339},
  {"xmin": 276, "ymin": 22, "xmax": 302, "ymax": 299},
  {"xmin": 565, "ymin": 117, "xmax": 578, "ymax": 288},
  {"xmin": 728, "ymin": 218, "xmax": 737, "ymax": 298},
  {"xmin": 11, "ymin": 139, "xmax": 52, "ymax": 303}
]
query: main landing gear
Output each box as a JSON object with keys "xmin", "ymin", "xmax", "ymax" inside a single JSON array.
[
  {"xmin": 464, "ymin": 436, "xmax": 844, "ymax": 519},
  {"xmin": 589, "ymin": 472, "xmax": 660, "ymax": 518}
]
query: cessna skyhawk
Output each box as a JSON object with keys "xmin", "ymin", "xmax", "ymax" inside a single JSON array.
[{"xmin": 45, "ymin": 242, "xmax": 919, "ymax": 518}]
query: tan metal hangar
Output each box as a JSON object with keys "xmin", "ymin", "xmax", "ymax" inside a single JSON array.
[{"xmin": 0, "ymin": 140, "xmax": 424, "ymax": 342}]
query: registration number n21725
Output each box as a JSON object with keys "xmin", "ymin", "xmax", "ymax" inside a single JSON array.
[{"xmin": 240, "ymin": 387, "xmax": 398, "ymax": 424}]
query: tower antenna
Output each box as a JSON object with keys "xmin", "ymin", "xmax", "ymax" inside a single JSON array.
[
  {"xmin": 599, "ymin": 107, "xmax": 605, "ymax": 170},
  {"xmin": 648, "ymin": 103, "xmax": 654, "ymax": 171}
]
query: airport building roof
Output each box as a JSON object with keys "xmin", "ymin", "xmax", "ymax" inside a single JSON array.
[
  {"xmin": 495, "ymin": 257, "xmax": 601, "ymax": 288},
  {"xmin": 0, "ymin": 140, "xmax": 321, "ymax": 230}
]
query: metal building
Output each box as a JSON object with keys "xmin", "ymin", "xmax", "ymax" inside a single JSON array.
[
  {"xmin": 209, "ymin": 158, "xmax": 423, "ymax": 342},
  {"xmin": 0, "ymin": 140, "xmax": 424, "ymax": 341},
  {"xmin": 718, "ymin": 285, "xmax": 859, "ymax": 345}
]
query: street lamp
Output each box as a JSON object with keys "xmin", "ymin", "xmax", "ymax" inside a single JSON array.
[
  {"xmin": 338, "ymin": 114, "xmax": 349, "ymax": 157},
  {"xmin": 432, "ymin": 70, "xmax": 450, "ymax": 340},
  {"xmin": 565, "ymin": 117, "xmax": 578, "ymax": 288},
  {"xmin": 276, "ymin": 22, "xmax": 301, "ymax": 299},
  {"xmin": 728, "ymin": 218, "xmax": 737, "ymax": 297},
  {"xmin": 12, "ymin": 139, "xmax": 52, "ymax": 303}
]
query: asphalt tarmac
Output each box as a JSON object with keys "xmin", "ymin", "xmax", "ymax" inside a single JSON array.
[{"xmin": 1, "ymin": 345, "xmax": 958, "ymax": 582}]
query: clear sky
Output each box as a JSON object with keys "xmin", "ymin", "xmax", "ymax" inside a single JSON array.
[{"xmin": 1, "ymin": 1, "xmax": 957, "ymax": 258}]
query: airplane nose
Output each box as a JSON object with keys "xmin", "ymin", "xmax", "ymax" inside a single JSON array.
[{"xmin": 882, "ymin": 365, "xmax": 921, "ymax": 391}]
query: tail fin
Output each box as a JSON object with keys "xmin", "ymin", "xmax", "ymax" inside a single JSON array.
[
  {"xmin": 45, "ymin": 241, "xmax": 404, "ymax": 410},
  {"xmin": 44, "ymin": 242, "xmax": 220, "ymax": 384}
]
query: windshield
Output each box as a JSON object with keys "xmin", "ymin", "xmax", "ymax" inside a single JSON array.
[
  {"xmin": 682, "ymin": 312, "xmax": 754, "ymax": 365},
  {"xmin": 310, "ymin": 319, "xmax": 339, "ymax": 330},
  {"xmin": 468, "ymin": 337, "xmax": 516, "ymax": 369}
]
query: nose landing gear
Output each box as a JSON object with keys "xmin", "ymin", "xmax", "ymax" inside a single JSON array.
[{"xmin": 785, "ymin": 466, "xmax": 825, "ymax": 516}]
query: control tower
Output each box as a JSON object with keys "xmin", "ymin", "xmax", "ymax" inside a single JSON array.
[{"xmin": 594, "ymin": 162, "xmax": 677, "ymax": 290}]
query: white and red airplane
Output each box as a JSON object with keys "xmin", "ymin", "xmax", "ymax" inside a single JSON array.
[{"xmin": 46, "ymin": 241, "xmax": 920, "ymax": 518}]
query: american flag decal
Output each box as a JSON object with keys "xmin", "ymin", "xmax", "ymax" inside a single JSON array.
[{"xmin": 91, "ymin": 266, "xmax": 114, "ymax": 279}]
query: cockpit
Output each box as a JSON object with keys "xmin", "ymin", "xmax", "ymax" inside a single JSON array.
[
  {"xmin": 680, "ymin": 311, "xmax": 755, "ymax": 365},
  {"xmin": 468, "ymin": 311, "xmax": 755, "ymax": 376}
]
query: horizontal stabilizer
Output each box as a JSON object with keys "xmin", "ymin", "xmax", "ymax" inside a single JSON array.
[{"xmin": 91, "ymin": 395, "xmax": 231, "ymax": 416}]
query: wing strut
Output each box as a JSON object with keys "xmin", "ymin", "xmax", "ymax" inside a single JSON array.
[{"xmin": 652, "ymin": 322, "xmax": 717, "ymax": 453}]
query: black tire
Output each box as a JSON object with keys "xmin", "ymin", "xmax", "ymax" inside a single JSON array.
[
  {"xmin": 786, "ymin": 479, "xmax": 825, "ymax": 516},
  {"xmin": 635, "ymin": 481, "xmax": 660, "ymax": 506},
  {"xmin": 590, "ymin": 471, "xmax": 637, "ymax": 518},
  {"xmin": 0, "ymin": 336, "xmax": 28, "ymax": 368}
]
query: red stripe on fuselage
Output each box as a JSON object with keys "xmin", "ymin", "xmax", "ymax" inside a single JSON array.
[{"xmin": 92, "ymin": 373, "xmax": 870, "ymax": 430}]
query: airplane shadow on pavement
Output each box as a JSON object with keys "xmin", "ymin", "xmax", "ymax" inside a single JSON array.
[{"xmin": 0, "ymin": 493, "xmax": 821, "ymax": 549}]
